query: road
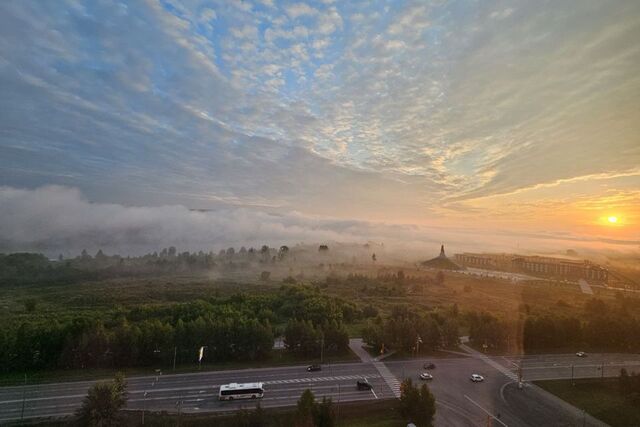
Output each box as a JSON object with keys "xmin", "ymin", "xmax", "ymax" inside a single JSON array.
[
  {"xmin": 1, "ymin": 348, "xmax": 639, "ymax": 425},
  {"xmin": 385, "ymin": 350, "xmax": 640, "ymax": 427}
]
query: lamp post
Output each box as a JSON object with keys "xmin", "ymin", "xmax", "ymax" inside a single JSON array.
[
  {"xmin": 20, "ymin": 373, "xmax": 26, "ymax": 421},
  {"xmin": 571, "ymin": 364, "xmax": 575, "ymax": 386},
  {"xmin": 142, "ymin": 391, "xmax": 148, "ymax": 425},
  {"xmin": 173, "ymin": 346, "xmax": 177, "ymax": 371}
]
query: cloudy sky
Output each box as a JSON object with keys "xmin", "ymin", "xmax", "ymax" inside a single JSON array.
[{"xmin": 0, "ymin": 0, "xmax": 639, "ymax": 255}]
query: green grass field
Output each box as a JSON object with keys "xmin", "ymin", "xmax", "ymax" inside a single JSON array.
[{"xmin": 535, "ymin": 378, "xmax": 640, "ymax": 427}]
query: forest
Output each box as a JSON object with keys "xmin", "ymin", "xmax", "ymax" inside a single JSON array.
[{"xmin": 0, "ymin": 284, "xmax": 360, "ymax": 373}]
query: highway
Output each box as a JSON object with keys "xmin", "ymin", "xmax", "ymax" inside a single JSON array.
[
  {"xmin": 0, "ymin": 362, "xmax": 390, "ymax": 422},
  {"xmin": 1, "ymin": 347, "xmax": 639, "ymax": 426}
]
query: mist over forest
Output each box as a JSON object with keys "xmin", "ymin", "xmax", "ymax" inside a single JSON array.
[{"xmin": 2, "ymin": 186, "xmax": 638, "ymax": 262}]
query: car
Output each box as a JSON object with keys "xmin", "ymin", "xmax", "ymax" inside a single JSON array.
[
  {"xmin": 470, "ymin": 374, "xmax": 484, "ymax": 382},
  {"xmin": 419, "ymin": 372, "xmax": 433, "ymax": 380},
  {"xmin": 356, "ymin": 379, "xmax": 373, "ymax": 390},
  {"xmin": 576, "ymin": 351, "xmax": 587, "ymax": 357},
  {"xmin": 306, "ymin": 364, "xmax": 322, "ymax": 372},
  {"xmin": 423, "ymin": 362, "xmax": 436, "ymax": 369}
]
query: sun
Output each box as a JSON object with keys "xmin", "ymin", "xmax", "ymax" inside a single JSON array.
[{"xmin": 607, "ymin": 216, "xmax": 618, "ymax": 224}]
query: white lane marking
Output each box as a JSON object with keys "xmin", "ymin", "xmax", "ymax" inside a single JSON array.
[
  {"xmin": 0, "ymin": 390, "xmax": 381, "ymax": 422},
  {"xmin": 436, "ymin": 399, "xmax": 477, "ymax": 424},
  {"xmin": 464, "ymin": 395, "xmax": 507, "ymax": 427},
  {"xmin": 0, "ymin": 374, "xmax": 381, "ymax": 406}
]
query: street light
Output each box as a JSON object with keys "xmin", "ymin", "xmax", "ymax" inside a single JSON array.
[
  {"xmin": 142, "ymin": 391, "xmax": 148, "ymax": 425},
  {"xmin": 571, "ymin": 364, "xmax": 575, "ymax": 386}
]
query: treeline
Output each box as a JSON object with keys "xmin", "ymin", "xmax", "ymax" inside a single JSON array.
[
  {"xmin": 0, "ymin": 285, "xmax": 370, "ymax": 373},
  {"xmin": 284, "ymin": 319, "xmax": 348, "ymax": 356},
  {"xmin": 467, "ymin": 311, "xmax": 514, "ymax": 351},
  {"xmin": 0, "ymin": 245, "xmax": 312, "ymax": 286},
  {"xmin": 361, "ymin": 306, "xmax": 459, "ymax": 354},
  {"xmin": 0, "ymin": 253, "xmax": 97, "ymax": 286},
  {"xmin": 523, "ymin": 298, "xmax": 640, "ymax": 352}
]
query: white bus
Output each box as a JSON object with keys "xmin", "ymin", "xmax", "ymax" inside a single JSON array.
[{"xmin": 218, "ymin": 382, "xmax": 264, "ymax": 401}]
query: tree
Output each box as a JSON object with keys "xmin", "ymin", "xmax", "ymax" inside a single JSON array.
[
  {"xmin": 278, "ymin": 245, "xmax": 290, "ymax": 260},
  {"xmin": 313, "ymin": 397, "xmax": 335, "ymax": 427},
  {"xmin": 295, "ymin": 389, "xmax": 316, "ymax": 427},
  {"xmin": 416, "ymin": 383, "xmax": 436, "ymax": 426},
  {"xmin": 76, "ymin": 373, "xmax": 127, "ymax": 426},
  {"xmin": 399, "ymin": 379, "xmax": 435, "ymax": 427}
]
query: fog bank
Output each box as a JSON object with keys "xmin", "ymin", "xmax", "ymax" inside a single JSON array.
[{"xmin": 0, "ymin": 186, "xmax": 637, "ymax": 259}]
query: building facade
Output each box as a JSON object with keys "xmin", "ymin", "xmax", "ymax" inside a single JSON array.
[{"xmin": 454, "ymin": 252, "xmax": 608, "ymax": 283}]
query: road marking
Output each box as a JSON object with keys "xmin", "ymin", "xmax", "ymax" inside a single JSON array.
[
  {"xmin": 436, "ymin": 399, "xmax": 477, "ymax": 424},
  {"xmin": 459, "ymin": 344, "xmax": 519, "ymax": 381},
  {"xmin": 464, "ymin": 395, "xmax": 508, "ymax": 427},
  {"xmin": 578, "ymin": 279, "xmax": 594, "ymax": 295}
]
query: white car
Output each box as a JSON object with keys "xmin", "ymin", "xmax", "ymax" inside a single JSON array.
[
  {"xmin": 419, "ymin": 372, "xmax": 433, "ymax": 380},
  {"xmin": 470, "ymin": 374, "xmax": 484, "ymax": 382},
  {"xmin": 576, "ymin": 351, "xmax": 587, "ymax": 357}
]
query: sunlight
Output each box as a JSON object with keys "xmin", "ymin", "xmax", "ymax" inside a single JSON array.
[{"xmin": 608, "ymin": 216, "xmax": 618, "ymax": 224}]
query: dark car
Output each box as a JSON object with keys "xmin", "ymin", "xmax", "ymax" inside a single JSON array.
[
  {"xmin": 356, "ymin": 380, "xmax": 373, "ymax": 391},
  {"xmin": 306, "ymin": 364, "xmax": 322, "ymax": 372},
  {"xmin": 423, "ymin": 362, "xmax": 436, "ymax": 369}
]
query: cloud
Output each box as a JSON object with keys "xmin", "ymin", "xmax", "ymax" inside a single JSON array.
[
  {"xmin": 285, "ymin": 3, "xmax": 318, "ymax": 19},
  {"xmin": 1, "ymin": 186, "xmax": 638, "ymax": 258},
  {"xmin": 0, "ymin": 0, "xmax": 639, "ymax": 239}
]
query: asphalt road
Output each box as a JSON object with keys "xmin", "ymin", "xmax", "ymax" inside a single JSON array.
[
  {"xmin": 386, "ymin": 350, "xmax": 640, "ymax": 427},
  {"xmin": 0, "ymin": 362, "xmax": 389, "ymax": 423},
  {"xmin": 1, "ymin": 351, "xmax": 639, "ymax": 425}
]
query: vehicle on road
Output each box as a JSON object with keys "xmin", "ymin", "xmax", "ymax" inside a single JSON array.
[
  {"xmin": 307, "ymin": 364, "xmax": 322, "ymax": 372},
  {"xmin": 219, "ymin": 382, "xmax": 264, "ymax": 400},
  {"xmin": 423, "ymin": 362, "xmax": 436, "ymax": 369},
  {"xmin": 470, "ymin": 374, "xmax": 484, "ymax": 382},
  {"xmin": 576, "ymin": 351, "xmax": 587, "ymax": 357},
  {"xmin": 419, "ymin": 372, "xmax": 433, "ymax": 380},
  {"xmin": 356, "ymin": 379, "xmax": 373, "ymax": 390}
]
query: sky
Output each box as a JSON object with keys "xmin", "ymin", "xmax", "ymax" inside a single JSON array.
[{"xmin": 0, "ymin": 0, "xmax": 639, "ymax": 256}]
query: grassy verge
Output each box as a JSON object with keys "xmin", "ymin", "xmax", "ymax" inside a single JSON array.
[
  {"xmin": 0, "ymin": 349, "xmax": 360, "ymax": 387},
  {"xmin": 17, "ymin": 399, "xmax": 403, "ymax": 426},
  {"xmin": 122, "ymin": 399, "xmax": 403, "ymax": 427},
  {"xmin": 535, "ymin": 378, "xmax": 640, "ymax": 427}
]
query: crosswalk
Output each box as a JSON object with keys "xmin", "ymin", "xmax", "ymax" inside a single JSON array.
[
  {"xmin": 459, "ymin": 344, "xmax": 519, "ymax": 382},
  {"xmin": 264, "ymin": 374, "xmax": 380, "ymax": 386},
  {"xmin": 373, "ymin": 361, "xmax": 402, "ymax": 397}
]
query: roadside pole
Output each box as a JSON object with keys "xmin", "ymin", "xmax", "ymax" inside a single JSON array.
[
  {"xmin": 173, "ymin": 346, "xmax": 177, "ymax": 371},
  {"xmin": 20, "ymin": 373, "xmax": 26, "ymax": 422},
  {"xmin": 517, "ymin": 364, "xmax": 523, "ymax": 389},
  {"xmin": 571, "ymin": 364, "xmax": 575, "ymax": 386},
  {"xmin": 142, "ymin": 391, "xmax": 148, "ymax": 425}
]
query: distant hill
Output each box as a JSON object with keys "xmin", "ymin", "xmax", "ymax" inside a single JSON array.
[{"xmin": 421, "ymin": 245, "xmax": 463, "ymax": 270}]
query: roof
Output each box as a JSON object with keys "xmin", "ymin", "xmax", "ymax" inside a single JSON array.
[{"xmin": 219, "ymin": 382, "xmax": 263, "ymax": 390}]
